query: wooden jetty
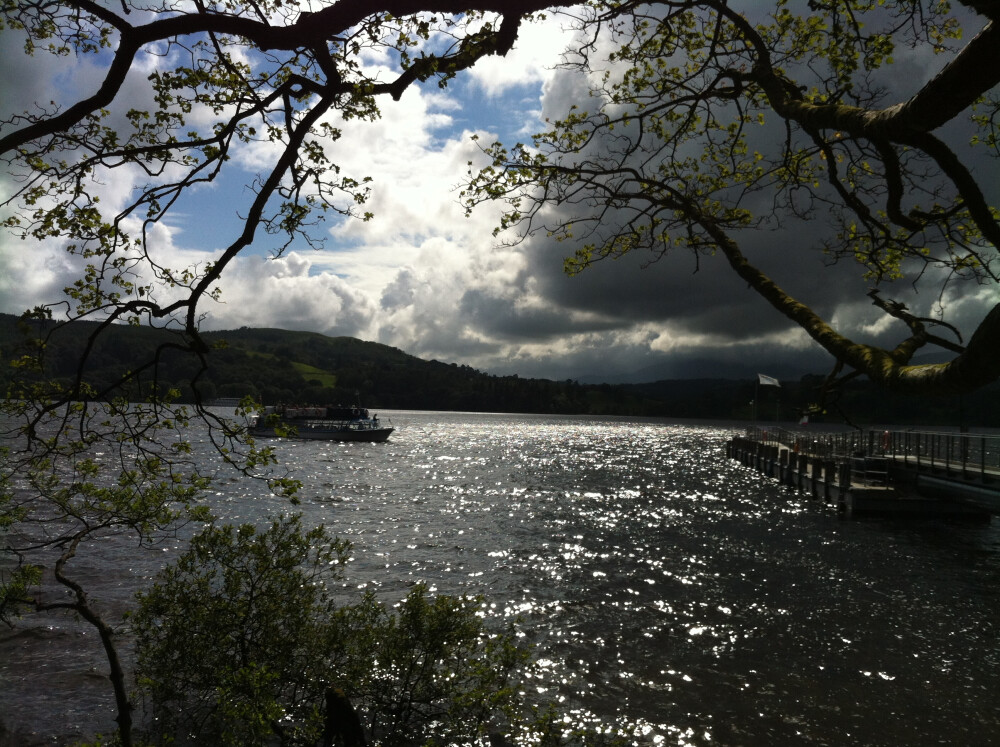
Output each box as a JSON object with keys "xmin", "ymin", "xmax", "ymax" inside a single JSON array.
[{"xmin": 727, "ymin": 427, "xmax": 1000, "ymax": 519}]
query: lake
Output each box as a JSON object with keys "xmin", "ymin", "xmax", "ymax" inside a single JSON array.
[{"xmin": 3, "ymin": 410, "xmax": 1000, "ymax": 745}]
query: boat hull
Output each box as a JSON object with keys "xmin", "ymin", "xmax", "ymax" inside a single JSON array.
[{"xmin": 251, "ymin": 425, "xmax": 394, "ymax": 442}]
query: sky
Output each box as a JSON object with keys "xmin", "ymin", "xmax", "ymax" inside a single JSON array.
[{"xmin": 1, "ymin": 4, "xmax": 998, "ymax": 385}]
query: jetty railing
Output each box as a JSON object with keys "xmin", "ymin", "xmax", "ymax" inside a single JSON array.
[{"xmin": 745, "ymin": 426, "xmax": 1000, "ymax": 484}]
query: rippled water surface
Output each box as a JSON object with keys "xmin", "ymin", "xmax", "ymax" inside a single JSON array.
[{"xmin": 4, "ymin": 411, "xmax": 1000, "ymax": 745}]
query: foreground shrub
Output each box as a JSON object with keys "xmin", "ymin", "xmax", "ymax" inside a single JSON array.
[{"xmin": 130, "ymin": 515, "xmax": 529, "ymax": 746}]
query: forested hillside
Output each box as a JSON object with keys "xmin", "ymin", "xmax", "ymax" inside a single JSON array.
[
  {"xmin": 0, "ymin": 314, "xmax": 653, "ymax": 415},
  {"xmin": 2, "ymin": 314, "xmax": 996, "ymax": 425}
]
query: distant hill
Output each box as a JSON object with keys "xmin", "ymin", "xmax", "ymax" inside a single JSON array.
[
  {"xmin": 624, "ymin": 375, "xmax": 1000, "ymax": 428},
  {"xmin": 2, "ymin": 313, "xmax": 997, "ymax": 425},
  {"xmin": 0, "ymin": 314, "xmax": 657, "ymax": 415}
]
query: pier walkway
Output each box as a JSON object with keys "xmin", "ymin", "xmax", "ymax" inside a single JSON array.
[{"xmin": 727, "ymin": 427, "xmax": 1000, "ymax": 518}]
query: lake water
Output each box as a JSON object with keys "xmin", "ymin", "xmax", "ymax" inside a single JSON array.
[{"xmin": 3, "ymin": 411, "xmax": 1000, "ymax": 745}]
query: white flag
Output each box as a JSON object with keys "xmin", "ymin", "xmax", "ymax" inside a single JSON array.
[{"xmin": 758, "ymin": 373, "xmax": 781, "ymax": 387}]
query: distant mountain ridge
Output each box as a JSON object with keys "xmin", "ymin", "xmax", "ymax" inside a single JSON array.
[
  {"xmin": 0, "ymin": 314, "xmax": 655, "ymax": 415},
  {"xmin": 1, "ymin": 314, "xmax": 997, "ymax": 425}
]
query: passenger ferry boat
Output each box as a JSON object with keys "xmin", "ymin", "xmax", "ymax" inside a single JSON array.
[{"xmin": 248, "ymin": 405, "xmax": 393, "ymax": 442}]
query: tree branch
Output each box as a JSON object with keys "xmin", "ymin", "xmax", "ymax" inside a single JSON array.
[
  {"xmin": 1, "ymin": 0, "xmax": 566, "ymax": 157},
  {"xmin": 706, "ymin": 217, "xmax": 1000, "ymax": 394},
  {"xmin": 40, "ymin": 530, "xmax": 135, "ymax": 746}
]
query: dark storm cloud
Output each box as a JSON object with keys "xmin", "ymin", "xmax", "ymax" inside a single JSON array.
[
  {"xmin": 458, "ymin": 286, "xmax": 621, "ymax": 340},
  {"xmin": 514, "ymin": 212, "xmax": 871, "ymax": 336}
]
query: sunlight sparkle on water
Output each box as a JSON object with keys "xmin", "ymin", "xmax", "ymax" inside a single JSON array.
[{"xmin": 16, "ymin": 415, "xmax": 994, "ymax": 746}]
